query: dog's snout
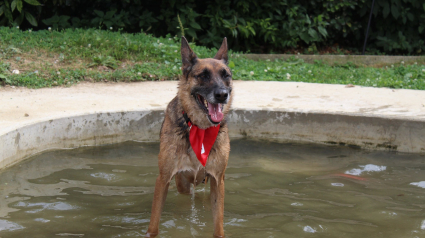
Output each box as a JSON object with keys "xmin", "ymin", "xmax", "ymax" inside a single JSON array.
[{"xmin": 214, "ymin": 88, "xmax": 229, "ymax": 102}]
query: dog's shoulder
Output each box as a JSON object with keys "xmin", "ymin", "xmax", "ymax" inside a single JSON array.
[
  {"xmin": 165, "ymin": 96, "xmax": 179, "ymax": 115},
  {"xmin": 162, "ymin": 96, "xmax": 189, "ymax": 139}
]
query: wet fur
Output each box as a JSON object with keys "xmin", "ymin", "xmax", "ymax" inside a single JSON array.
[{"xmin": 146, "ymin": 37, "xmax": 233, "ymax": 237}]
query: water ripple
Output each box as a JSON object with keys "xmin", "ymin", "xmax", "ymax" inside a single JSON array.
[
  {"xmin": 0, "ymin": 219, "xmax": 24, "ymax": 231},
  {"xmin": 252, "ymin": 188, "xmax": 355, "ymax": 207},
  {"xmin": 345, "ymin": 164, "xmax": 386, "ymax": 176},
  {"xmin": 15, "ymin": 201, "xmax": 77, "ymax": 213}
]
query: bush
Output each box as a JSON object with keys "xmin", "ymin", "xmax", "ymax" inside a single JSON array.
[
  {"xmin": 0, "ymin": 0, "xmax": 40, "ymax": 27},
  {"xmin": 0, "ymin": 0, "xmax": 424, "ymax": 54}
]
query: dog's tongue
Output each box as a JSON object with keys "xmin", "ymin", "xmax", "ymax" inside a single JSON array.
[{"xmin": 208, "ymin": 103, "xmax": 223, "ymax": 123}]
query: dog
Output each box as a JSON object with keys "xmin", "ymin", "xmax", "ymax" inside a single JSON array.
[{"xmin": 146, "ymin": 36, "xmax": 233, "ymax": 237}]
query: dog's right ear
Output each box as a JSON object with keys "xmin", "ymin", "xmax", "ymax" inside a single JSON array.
[
  {"xmin": 181, "ymin": 36, "xmax": 197, "ymax": 78},
  {"xmin": 214, "ymin": 37, "xmax": 228, "ymax": 64}
]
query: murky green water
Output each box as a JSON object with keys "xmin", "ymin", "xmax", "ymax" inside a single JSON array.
[{"xmin": 1, "ymin": 139, "xmax": 425, "ymax": 238}]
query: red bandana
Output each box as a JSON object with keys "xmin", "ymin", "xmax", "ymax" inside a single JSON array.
[{"xmin": 184, "ymin": 112, "xmax": 220, "ymax": 166}]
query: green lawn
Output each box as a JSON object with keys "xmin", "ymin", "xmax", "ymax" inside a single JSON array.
[{"xmin": 1, "ymin": 27, "xmax": 425, "ymax": 90}]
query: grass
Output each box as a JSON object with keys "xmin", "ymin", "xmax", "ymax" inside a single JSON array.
[{"xmin": 1, "ymin": 27, "xmax": 425, "ymax": 90}]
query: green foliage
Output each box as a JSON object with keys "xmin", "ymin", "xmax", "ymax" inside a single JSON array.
[
  {"xmin": 366, "ymin": 0, "xmax": 425, "ymax": 54},
  {"xmin": 42, "ymin": 14, "xmax": 70, "ymax": 30},
  {"xmin": 0, "ymin": 61, "xmax": 11, "ymax": 84},
  {"xmin": 0, "ymin": 45, "xmax": 21, "ymax": 59},
  {"xmin": 90, "ymin": 9, "xmax": 128, "ymax": 29},
  {"xmin": 0, "ymin": 0, "xmax": 40, "ymax": 27},
  {"xmin": 88, "ymin": 55, "xmax": 119, "ymax": 69},
  {"xmin": 1, "ymin": 27, "xmax": 425, "ymax": 90},
  {"xmin": 232, "ymin": 57, "xmax": 425, "ymax": 90},
  {"xmin": 1, "ymin": 0, "xmax": 425, "ymax": 54}
]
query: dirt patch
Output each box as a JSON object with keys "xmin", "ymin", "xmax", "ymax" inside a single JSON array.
[{"xmin": 2, "ymin": 49, "xmax": 141, "ymax": 78}]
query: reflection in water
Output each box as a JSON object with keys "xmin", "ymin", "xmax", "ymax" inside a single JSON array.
[
  {"xmin": 0, "ymin": 220, "xmax": 24, "ymax": 231},
  {"xmin": 410, "ymin": 181, "xmax": 425, "ymax": 188},
  {"xmin": 0, "ymin": 139, "xmax": 424, "ymax": 238},
  {"xmin": 345, "ymin": 164, "xmax": 387, "ymax": 176},
  {"xmin": 303, "ymin": 225, "xmax": 317, "ymax": 233},
  {"xmin": 90, "ymin": 172, "xmax": 119, "ymax": 181},
  {"xmin": 15, "ymin": 201, "xmax": 76, "ymax": 213},
  {"xmin": 34, "ymin": 218, "xmax": 50, "ymax": 223}
]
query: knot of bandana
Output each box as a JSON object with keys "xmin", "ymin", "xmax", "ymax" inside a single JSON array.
[{"xmin": 183, "ymin": 112, "xmax": 220, "ymax": 166}]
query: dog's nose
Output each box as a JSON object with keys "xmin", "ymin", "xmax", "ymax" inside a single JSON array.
[{"xmin": 214, "ymin": 88, "xmax": 229, "ymax": 102}]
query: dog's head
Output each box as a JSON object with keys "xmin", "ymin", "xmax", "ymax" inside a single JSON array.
[{"xmin": 178, "ymin": 37, "xmax": 233, "ymax": 129}]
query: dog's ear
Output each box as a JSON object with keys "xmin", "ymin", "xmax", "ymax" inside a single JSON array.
[
  {"xmin": 181, "ymin": 36, "xmax": 197, "ymax": 77},
  {"xmin": 214, "ymin": 37, "xmax": 228, "ymax": 64}
]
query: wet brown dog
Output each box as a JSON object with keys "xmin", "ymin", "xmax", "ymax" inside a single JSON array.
[{"xmin": 146, "ymin": 37, "xmax": 233, "ymax": 237}]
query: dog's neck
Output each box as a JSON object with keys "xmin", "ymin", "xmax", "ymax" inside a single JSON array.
[
  {"xmin": 182, "ymin": 111, "xmax": 191, "ymax": 126},
  {"xmin": 181, "ymin": 110, "xmax": 221, "ymax": 167}
]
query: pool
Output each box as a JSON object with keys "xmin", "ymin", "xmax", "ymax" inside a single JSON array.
[{"xmin": 1, "ymin": 139, "xmax": 424, "ymax": 237}]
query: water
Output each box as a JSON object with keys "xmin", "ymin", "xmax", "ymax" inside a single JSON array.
[{"xmin": 1, "ymin": 139, "xmax": 425, "ymax": 238}]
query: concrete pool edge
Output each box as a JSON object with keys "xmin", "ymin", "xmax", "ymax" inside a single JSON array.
[{"xmin": 1, "ymin": 108, "xmax": 424, "ymax": 170}]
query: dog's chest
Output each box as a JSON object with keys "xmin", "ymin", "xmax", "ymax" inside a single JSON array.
[{"xmin": 173, "ymin": 147, "xmax": 203, "ymax": 174}]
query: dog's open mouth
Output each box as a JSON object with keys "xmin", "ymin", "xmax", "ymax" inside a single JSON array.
[{"xmin": 195, "ymin": 94, "xmax": 224, "ymax": 124}]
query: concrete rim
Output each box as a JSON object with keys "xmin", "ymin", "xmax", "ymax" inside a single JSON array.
[{"xmin": 1, "ymin": 81, "xmax": 425, "ymax": 170}]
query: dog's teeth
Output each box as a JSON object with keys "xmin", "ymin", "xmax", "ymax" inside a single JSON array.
[{"xmin": 204, "ymin": 99, "xmax": 208, "ymax": 107}]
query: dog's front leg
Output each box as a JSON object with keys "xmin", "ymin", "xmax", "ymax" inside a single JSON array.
[
  {"xmin": 146, "ymin": 174, "xmax": 170, "ymax": 237},
  {"xmin": 210, "ymin": 174, "xmax": 225, "ymax": 237}
]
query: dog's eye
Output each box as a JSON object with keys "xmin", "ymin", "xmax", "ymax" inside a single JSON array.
[
  {"xmin": 222, "ymin": 72, "xmax": 231, "ymax": 80},
  {"xmin": 197, "ymin": 71, "xmax": 210, "ymax": 81},
  {"xmin": 198, "ymin": 75, "xmax": 207, "ymax": 80},
  {"xmin": 221, "ymin": 69, "xmax": 231, "ymax": 80}
]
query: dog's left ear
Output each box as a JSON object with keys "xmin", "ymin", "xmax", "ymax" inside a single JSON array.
[
  {"xmin": 214, "ymin": 37, "xmax": 228, "ymax": 64},
  {"xmin": 181, "ymin": 36, "xmax": 198, "ymax": 77}
]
